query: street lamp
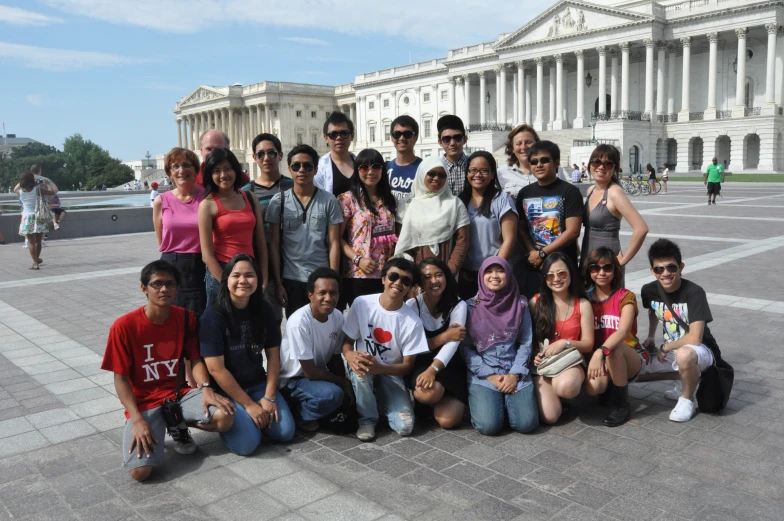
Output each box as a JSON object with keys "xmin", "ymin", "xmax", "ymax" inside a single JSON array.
[
  {"xmin": 590, "ymin": 112, "xmax": 597, "ymax": 144},
  {"xmin": 485, "ymin": 92, "xmax": 491, "ymax": 104},
  {"xmin": 585, "ymin": 72, "xmax": 593, "ymax": 88}
]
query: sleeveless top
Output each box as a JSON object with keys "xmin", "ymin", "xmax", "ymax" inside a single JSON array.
[
  {"xmin": 580, "ymin": 186, "xmax": 622, "ymax": 266},
  {"xmin": 19, "ymin": 188, "xmax": 37, "ymax": 216},
  {"xmin": 160, "ymin": 188, "xmax": 205, "ymax": 254},
  {"xmin": 212, "ymin": 191, "xmax": 256, "ymax": 263},
  {"xmin": 590, "ymin": 288, "xmax": 647, "ymax": 361},
  {"xmin": 551, "ymin": 297, "xmax": 582, "ymax": 343}
]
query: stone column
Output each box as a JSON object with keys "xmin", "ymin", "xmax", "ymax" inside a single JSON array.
[
  {"xmin": 448, "ymin": 77, "xmax": 456, "ymax": 115},
  {"xmin": 548, "ymin": 62, "xmax": 556, "ymax": 130},
  {"xmin": 512, "ymin": 71, "xmax": 518, "ymax": 125},
  {"xmin": 705, "ymin": 33, "xmax": 719, "ymax": 120},
  {"xmin": 267, "ymin": 105, "xmax": 274, "ymax": 136},
  {"xmin": 479, "ymin": 71, "xmax": 487, "ymax": 125},
  {"xmin": 620, "ymin": 43, "xmax": 630, "ymax": 113},
  {"xmin": 574, "ymin": 50, "xmax": 585, "ymax": 127},
  {"xmin": 667, "ymin": 45, "xmax": 677, "ymax": 115},
  {"xmin": 597, "ymin": 46, "xmax": 607, "ymax": 118},
  {"xmin": 733, "ymin": 28, "xmax": 748, "ymax": 117},
  {"xmin": 349, "ymin": 103, "xmax": 356, "ymax": 129},
  {"xmin": 534, "ymin": 57, "xmax": 544, "ymax": 131},
  {"xmin": 517, "ymin": 61, "xmax": 524, "ymax": 124},
  {"xmin": 553, "ymin": 54, "xmax": 565, "ymax": 129},
  {"xmin": 228, "ymin": 109, "xmax": 235, "ymax": 148},
  {"xmin": 494, "ymin": 68, "xmax": 502, "ymax": 123},
  {"xmin": 454, "ymin": 77, "xmax": 464, "ymax": 122},
  {"xmin": 462, "ymin": 76, "xmax": 471, "ymax": 125},
  {"xmin": 678, "ymin": 37, "xmax": 691, "ymax": 122},
  {"xmin": 644, "ymin": 39, "xmax": 655, "ymax": 117},
  {"xmin": 177, "ymin": 119, "xmax": 183, "ymax": 148},
  {"xmin": 610, "ymin": 51, "xmax": 618, "ymax": 113},
  {"xmin": 500, "ymin": 65, "xmax": 508, "ymax": 125},
  {"xmin": 190, "ymin": 116, "xmax": 197, "ymax": 150},
  {"xmin": 354, "ymin": 99, "xmax": 361, "ymax": 143},
  {"xmin": 765, "ymin": 23, "xmax": 778, "ymax": 107},
  {"xmin": 525, "ymin": 74, "xmax": 532, "ymax": 125},
  {"xmin": 656, "ymin": 43, "xmax": 666, "ymax": 115}
]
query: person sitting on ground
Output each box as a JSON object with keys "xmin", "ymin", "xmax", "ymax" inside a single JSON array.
[
  {"xmin": 201, "ymin": 254, "xmax": 295, "ymax": 455},
  {"xmin": 100, "ymin": 261, "xmax": 234, "ymax": 481},
  {"xmin": 641, "ymin": 239, "xmax": 723, "ymax": 422},
  {"xmin": 407, "ymin": 257, "xmax": 468, "ymax": 429},
  {"xmin": 48, "ymin": 193, "xmax": 66, "ymax": 230},
  {"xmin": 278, "ymin": 268, "xmax": 352, "ymax": 431},
  {"xmin": 461, "ymin": 256, "xmax": 539, "ymax": 436},
  {"xmin": 314, "ymin": 111, "xmax": 356, "ymax": 197},
  {"xmin": 530, "ymin": 252, "xmax": 594, "ymax": 425},
  {"xmin": 342, "ymin": 257, "xmax": 430, "ymax": 441}
]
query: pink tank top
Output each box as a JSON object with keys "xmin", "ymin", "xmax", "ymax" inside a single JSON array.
[
  {"xmin": 160, "ymin": 189, "xmax": 205, "ymax": 254},
  {"xmin": 212, "ymin": 191, "xmax": 256, "ymax": 263},
  {"xmin": 552, "ymin": 297, "xmax": 582, "ymax": 342}
]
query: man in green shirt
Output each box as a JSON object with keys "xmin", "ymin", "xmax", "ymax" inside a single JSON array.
[{"xmin": 704, "ymin": 157, "xmax": 725, "ymax": 205}]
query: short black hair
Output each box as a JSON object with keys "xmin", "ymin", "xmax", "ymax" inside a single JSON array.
[
  {"xmin": 307, "ymin": 267, "xmax": 341, "ymax": 294},
  {"xmin": 391, "ymin": 115, "xmax": 418, "ymax": 135},
  {"xmin": 527, "ymin": 140, "xmax": 561, "ymax": 164},
  {"xmin": 437, "ymin": 115, "xmax": 465, "ymax": 138},
  {"xmin": 382, "ymin": 257, "xmax": 419, "ymax": 286},
  {"xmin": 203, "ymin": 148, "xmax": 245, "ymax": 195},
  {"xmin": 287, "ymin": 144, "xmax": 319, "ymax": 167},
  {"xmin": 323, "ymin": 111, "xmax": 354, "ymax": 135},
  {"xmin": 252, "ymin": 133, "xmax": 282, "ymax": 153},
  {"xmin": 140, "ymin": 260, "xmax": 181, "ymax": 287},
  {"xmin": 648, "ymin": 238, "xmax": 682, "ymax": 266}
]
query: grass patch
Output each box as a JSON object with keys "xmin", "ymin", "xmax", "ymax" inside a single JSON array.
[{"xmin": 670, "ymin": 174, "xmax": 784, "ymax": 182}]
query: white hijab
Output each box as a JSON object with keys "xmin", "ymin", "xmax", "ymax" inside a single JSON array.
[{"xmin": 394, "ymin": 156, "xmax": 469, "ymax": 256}]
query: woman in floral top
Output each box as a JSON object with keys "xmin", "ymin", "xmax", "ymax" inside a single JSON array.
[{"xmin": 338, "ymin": 148, "xmax": 398, "ymax": 306}]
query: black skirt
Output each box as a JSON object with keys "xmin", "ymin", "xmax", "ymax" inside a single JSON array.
[{"xmin": 409, "ymin": 349, "xmax": 468, "ymax": 405}]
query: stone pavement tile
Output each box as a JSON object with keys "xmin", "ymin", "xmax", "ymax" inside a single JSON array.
[
  {"xmin": 441, "ymin": 460, "xmax": 496, "ymax": 486},
  {"xmin": 557, "ymin": 480, "xmax": 618, "ymax": 510},
  {"xmin": 399, "ymin": 466, "xmax": 448, "ymax": 491},
  {"xmin": 511, "ymin": 484, "xmax": 574, "ymax": 518},
  {"xmin": 31, "ymin": 368, "xmax": 83, "ymax": 385},
  {"xmin": 643, "ymin": 466, "xmax": 702, "ymax": 493},
  {"xmin": 3, "ymin": 347, "xmax": 46, "ymax": 361},
  {"xmin": 431, "ymin": 480, "xmax": 490, "ymax": 509},
  {"xmin": 639, "ymin": 487, "xmax": 706, "ymax": 519},
  {"xmin": 367, "ymin": 454, "xmax": 421, "ymax": 478},
  {"xmin": 40, "ymin": 418, "xmax": 98, "ymax": 443},
  {"xmin": 298, "ymin": 490, "xmax": 389, "ymax": 521},
  {"xmin": 453, "ymin": 441, "xmax": 506, "ymax": 464},
  {"xmin": 4, "ymin": 490, "xmax": 68, "ymax": 519},
  {"xmin": 342, "ymin": 443, "xmax": 390, "ymax": 465},
  {"xmin": 22, "ymin": 360, "xmax": 69, "ymax": 375},
  {"xmin": 73, "ymin": 363, "xmax": 105, "ymax": 377},
  {"xmin": 461, "ymin": 497, "xmax": 524, "ymax": 521},
  {"xmin": 9, "ymin": 386, "xmax": 49, "ymax": 401},
  {"xmin": 26, "ymin": 407, "xmax": 79, "ymax": 429},
  {"xmin": 308, "ymin": 458, "xmax": 374, "ymax": 487},
  {"xmin": 20, "ymin": 393, "xmax": 62, "ymax": 410},
  {"xmin": 0, "ymin": 397, "xmax": 20, "ymax": 409},
  {"xmin": 64, "ymin": 432, "xmax": 117, "ymax": 460},
  {"xmin": 488, "ymin": 455, "xmax": 539, "ymax": 480},
  {"xmin": 416, "ymin": 448, "xmax": 462, "ymax": 472},
  {"xmin": 44, "ymin": 377, "xmax": 97, "ymax": 395},
  {"xmin": 70, "ymin": 395, "xmax": 123, "ymax": 418},
  {"xmin": 527, "ymin": 448, "xmax": 582, "ymax": 473},
  {"xmin": 172, "ymin": 466, "xmax": 252, "ymax": 507},
  {"xmin": 76, "ymin": 497, "xmax": 136, "ymax": 521},
  {"xmin": 520, "ymin": 466, "xmax": 575, "ymax": 493},
  {"xmin": 202, "ymin": 487, "xmax": 288, "ymax": 521},
  {"xmin": 496, "ymin": 435, "xmax": 548, "ymax": 460},
  {"xmin": 163, "ymin": 507, "xmax": 214, "ymax": 521},
  {"xmin": 13, "ymin": 353, "xmax": 57, "ymax": 366},
  {"xmin": 130, "ymin": 489, "xmax": 192, "ymax": 518},
  {"xmin": 261, "ymin": 469, "xmax": 341, "ymax": 509},
  {"xmin": 61, "ymin": 386, "xmax": 112, "ymax": 406},
  {"xmin": 19, "ymin": 508, "xmax": 80, "ymax": 521},
  {"xmin": 602, "ymin": 496, "xmax": 663, "ymax": 521},
  {"xmin": 384, "ymin": 437, "xmax": 432, "ymax": 459},
  {"xmin": 0, "ymin": 416, "xmax": 35, "ymax": 439},
  {"xmin": 475, "ymin": 474, "xmax": 528, "ymax": 501},
  {"xmin": 273, "ymin": 513, "xmax": 308, "ymax": 521},
  {"xmin": 297, "ymin": 447, "xmax": 348, "ymax": 466},
  {"xmin": 87, "ymin": 372, "xmax": 115, "ymax": 386},
  {"xmin": 197, "ymin": 440, "xmax": 244, "ymax": 467},
  {"xmin": 102, "ymin": 468, "xmax": 176, "ymax": 504},
  {"xmin": 0, "ymin": 430, "xmax": 49, "ymax": 457},
  {"xmin": 353, "ymin": 475, "xmax": 441, "ymax": 518},
  {"xmin": 226, "ymin": 449, "xmax": 302, "ymax": 485},
  {"xmin": 1, "ymin": 374, "xmax": 35, "ymax": 386},
  {"xmin": 85, "ymin": 410, "xmax": 126, "ymax": 432},
  {"xmin": 0, "ymin": 474, "xmax": 48, "ymax": 501},
  {"xmin": 556, "ymin": 502, "xmax": 617, "ymax": 521},
  {"xmin": 425, "ymin": 432, "xmax": 475, "ymax": 453}
]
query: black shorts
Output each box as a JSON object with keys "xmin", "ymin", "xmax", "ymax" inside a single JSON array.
[
  {"xmin": 707, "ymin": 182, "xmax": 721, "ymax": 195},
  {"xmin": 51, "ymin": 208, "xmax": 66, "ymax": 216}
]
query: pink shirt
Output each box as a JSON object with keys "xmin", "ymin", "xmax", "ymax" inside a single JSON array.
[{"xmin": 160, "ymin": 189, "xmax": 205, "ymax": 254}]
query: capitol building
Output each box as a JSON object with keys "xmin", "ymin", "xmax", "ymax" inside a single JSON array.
[{"xmin": 174, "ymin": 0, "xmax": 783, "ymax": 176}]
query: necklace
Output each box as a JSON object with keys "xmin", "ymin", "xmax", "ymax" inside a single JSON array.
[{"xmin": 554, "ymin": 298, "xmax": 573, "ymax": 339}]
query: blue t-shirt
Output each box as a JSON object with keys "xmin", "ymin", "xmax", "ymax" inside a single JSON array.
[
  {"xmin": 199, "ymin": 303, "xmax": 281, "ymax": 389},
  {"xmin": 387, "ymin": 158, "xmax": 422, "ymax": 217}
]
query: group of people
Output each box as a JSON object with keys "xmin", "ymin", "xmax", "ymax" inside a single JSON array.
[{"xmin": 102, "ymin": 112, "xmax": 727, "ymax": 481}]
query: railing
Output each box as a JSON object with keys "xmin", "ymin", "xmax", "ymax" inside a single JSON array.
[
  {"xmin": 716, "ymin": 110, "xmax": 732, "ymax": 119},
  {"xmin": 657, "ymin": 113, "xmax": 678, "ymax": 123},
  {"xmin": 614, "ymin": 110, "xmax": 644, "ymax": 121},
  {"xmin": 467, "ymin": 123, "xmax": 514, "ymax": 132},
  {"xmin": 745, "ymin": 107, "xmax": 761, "ymax": 116},
  {"xmin": 641, "ymin": 113, "xmax": 652, "ymax": 122},
  {"xmin": 593, "ymin": 111, "xmax": 611, "ymax": 121},
  {"xmin": 689, "ymin": 112, "xmax": 704, "ymax": 121},
  {"xmin": 573, "ymin": 139, "xmax": 620, "ymax": 147}
]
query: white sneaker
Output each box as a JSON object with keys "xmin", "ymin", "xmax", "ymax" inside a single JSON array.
[
  {"xmin": 356, "ymin": 425, "xmax": 376, "ymax": 442},
  {"xmin": 669, "ymin": 397, "xmax": 697, "ymax": 422},
  {"xmin": 664, "ymin": 382, "xmax": 683, "ymax": 401},
  {"xmin": 23, "ymin": 241, "xmax": 28, "ymax": 248},
  {"xmin": 54, "ymin": 223, "xmax": 60, "ymax": 230},
  {"xmin": 42, "ymin": 241, "xmax": 46, "ymax": 247}
]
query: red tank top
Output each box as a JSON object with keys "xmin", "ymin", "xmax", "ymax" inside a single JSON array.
[
  {"xmin": 212, "ymin": 191, "xmax": 256, "ymax": 263},
  {"xmin": 552, "ymin": 297, "xmax": 582, "ymax": 342}
]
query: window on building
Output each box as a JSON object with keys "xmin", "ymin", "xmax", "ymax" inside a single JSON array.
[
  {"xmin": 440, "ymin": 90, "xmax": 448, "ymax": 101},
  {"xmin": 383, "ymin": 153, "xmax": 392, "ymax": 162},
  {"xmin": 423, "ymin": 119, "xmax": 432, "ymax": 138},
  {"xmin": 383, "ymin": 99, "xmax": 390, "ymax": 108},
  {"xmin": 423, "ymin": 92, "xmax": 431, "ymax": 103},
  {"xmin": 296, "ymin": 110, "xmax": 302, "ymax": 118},
  {"xmin": 422, "ymin": 149, "xmax": 432, "ymax": 158},
  {"xmin": 326, "ymin": 111, "xmax": 331, "ymax": 119},
  {"xmin": 369, "ymin": 101, "xmax": 375, "ymax": 110},
  {"xmin": 296, "ymin": 132, "xmax": 304, "ymax": 145},
  {"xmin": 384, "ymin": 123, "xmax": 391, "ymax": 141},
  {"xmin": 273, "ymin": 110, "xmax": 278, "ymax": 118},
  {"xmin": 369, "ymin": 125, "xmax": 376, "ymax": 143},
  {"xmin": 311, "ymin": 111, "xmax": 317, "ymax": 118},
  {"xmin": 311, "ymin": 132, "xmax": 319, "ymax": 147}
]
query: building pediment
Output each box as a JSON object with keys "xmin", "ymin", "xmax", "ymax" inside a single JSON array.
[
  {"xmin": 178, "ymin": 86, "xmax": 228, "ymax": 108},
  {"xmin": 496, "ymin": 1, "xmax": 654, "ymax": 49}
]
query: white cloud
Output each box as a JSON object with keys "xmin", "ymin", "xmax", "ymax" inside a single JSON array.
[
  {"xmin": 0, "ymin": 5, "xmax": 62, "ymax": 26},
  {"xmin": 281, "ymin": 37, "xmax": 329, "ymax": 46},
  {"xmin": 0, "ymin": 41, "xmax": 150, "ymax": 71},
  {"xmin": 26, "ymin": 94, "xmax": 52, "ymax": 106}
]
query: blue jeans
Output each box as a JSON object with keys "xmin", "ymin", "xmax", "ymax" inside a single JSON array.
[
  {"xmin": 349, "ymin": 371, "xmax": 414, "ymax": 435},
  {"xmin": 280, "ymin": 377, "xmax": 344, "ymax": 422},
  {"xmin": 468, "ymin": 382, "xmax": 539, "ymax": 436},
  {"xmin": 220, "ymin": 384, "xmax": 295, "ymax": 456},
  {"xmin": 204, "ymin": 261, "xmax": 226, "ymax": 309}
]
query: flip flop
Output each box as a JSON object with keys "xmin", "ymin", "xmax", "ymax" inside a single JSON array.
[{"xmin": 30, "ymin": 266, "xmax": 39, "ymax": 270}]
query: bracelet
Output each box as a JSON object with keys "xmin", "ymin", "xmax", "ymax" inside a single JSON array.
[
  {"xmin": 431, "ymin": 364, "xmax": 440, "ymax": 374},
  {"xmin": 659, "ymin": 344, "xmax": 667, "ymax": 354},
  {"xmin": 352, "ymin": 253, "xmax": 362, "ymax": 266},
  {"xmin": 261, "ymin": 396, "xmax": 276, "ymax": 403}
]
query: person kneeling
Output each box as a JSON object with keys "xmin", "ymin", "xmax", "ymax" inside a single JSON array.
[
  {"xmin": 279, "ymin": 268, "xmax": 352, "ymax": 432},
  {"xmin": 201, "ymin": 255, "xmax": 295, "ymax": 455},
  {"xmin": 101, "ymin": 261, "xmax": 234, "ymax": 482},
  {"xmin": 342, "ymin": 257, "xmax": 430, "ymax": 441}
]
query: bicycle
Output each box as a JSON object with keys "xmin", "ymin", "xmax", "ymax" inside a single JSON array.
[{"xmin": 621, "ymin": 177, "xmax": 639, "ymax": 196}]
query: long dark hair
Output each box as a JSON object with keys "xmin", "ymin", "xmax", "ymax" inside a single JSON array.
[
  {"xmin": 588, "ymin": 144, "xmax": 621, "ymax": 186},
  {"xmin": 418, "ymin": 257, "xmax": 460, "ymax": 318},
  {"xmin": 203, "ymin": 148, "xmax": 245, "ymax": 196},
  {"xmin": 533, "ymin": 252, "xmax": 586, "ymax": 343},
  {"xmin": 350, "ymin": 148, "xmax": 396, "ymax": 215},
  {"xmin": 582, "ymin": 247, "xmax": 623, "ymax": 294},
  {"xmin": 215, "ymin": 254, "xmax": 268, "ymax": 345},
  {"xmin": 458, "ymin": 151, "xmax": 501, "ymax": 218}
]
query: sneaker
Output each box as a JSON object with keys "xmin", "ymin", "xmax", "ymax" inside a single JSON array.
[
  {"xmin": 23, "ymin": 241, "xmax": 28, "ymax": 248},
  {"xmin": 664, "ymin": 382, "xmax": 683, "ymax": 401},
  {"xmin": 297, "ymin": 420, "xmax": 320, "ymax": 432},
  {"xmin": 170, "ymin": 427, "xmax": 197, "ymax": 454},
  {"xmin": 356, "ymin": 425, "xmax": 376, "ymax": 442},
  {"xmin": 54, "ymin": 223, "xmax": 60, "ymax": 230},
  {"xmin": 669, "ymin": 397, "xmax": 697, "ymax": 422},
  {"xmin": 42, "ymin": 241, "xmax": 46, "ymax": 247}
]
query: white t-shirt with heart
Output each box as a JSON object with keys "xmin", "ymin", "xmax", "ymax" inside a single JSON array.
[{"xmin": 342, "ymin": 294, "xmax": 429, "ymax": 365}]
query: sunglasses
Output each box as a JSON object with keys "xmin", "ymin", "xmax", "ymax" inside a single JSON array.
[
  {"xmin": 590, "ymin": 159, "xmax": 616, "ymax": 170},
  {"xmin": 358, "ymin": 163, "xmax": 383, "ymax": 173},
  {"xmin": 425, "ymin": 171, "xmax": 447, "ymax": 179},
  {"xmin": 387, "ymin": 271, "xmax": 413, "ymax": 287},
  {"xmin": 255, "ymin": 149, "xmax": 279, "ymax": 160},
  {"xmin": 588, "ymin": 263, "xmax": 615, "ymax": 274},
  {"xmin": 529, "ymin": 157, "xmax": 553, "ymax": 166},
  {"xmin": 326, "ymin": 130, "xmax": 351, "ymax": 140},
  {"xmin": 148, "ymin": 280, "xmax": 179, "ymax": 290},
  {"xmin": 652, "ymin": 264, "xmax": 679, "ymax": 275},
  {"xmin": 290, "ymin": 162, "xmax": 315, "ymax": 173},
  {"xmin": 440, "ymin": 134, "xmax": 464, "ymax": 144},
  {"xmin": 391, "ymin": 130, "xmax": 415, "ymax": 140},
  {"xmin": 545, "ymin": 270, "xmax": 569, "ymax": 282}
]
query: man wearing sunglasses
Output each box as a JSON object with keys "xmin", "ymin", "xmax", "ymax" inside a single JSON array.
[
  {"xmin": 266, "ymin": 145, "xmax": 343, "ymax": 319},
  {"xmin": 195, "ymin": 129, "xmax": 249, "ymax": 187},
  {"xmin": 314, "ymin": 112, "xmax": 356, "ymax": 197},
  {"xmin": 515, "ymin": 140, "xmax": 584, "ymax": 298},
  {"xmin": 641, "ymin": 239, "xmax": 722, "ymax": 422},
  {"xmin": 387, "ymin": 115, "xmax": 422, "ymax": 221},
  {"xmin": 437, "ymin": 115, "xmax": 469, "ymax": 195},
  {"xmin": 342, "ymin": 257, "xmax": 430, "ymax": 441}
]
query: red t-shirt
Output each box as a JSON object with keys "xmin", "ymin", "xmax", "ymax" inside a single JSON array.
[
  {"xmin": 101, "ymin": 306, "xmax": 199, "ymax": 418},
  {"xmin": 195, "ymin": 162, "xmax": 250, "ymax": 188}
]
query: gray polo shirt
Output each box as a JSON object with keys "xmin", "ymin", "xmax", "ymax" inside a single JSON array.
[{"xmin": 265, "ymin": 187, "xmax": 343, "ymax": 282}]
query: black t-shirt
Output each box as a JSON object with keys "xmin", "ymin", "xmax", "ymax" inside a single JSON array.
[
  {"xmin": 331, "ymin": 161, "xmax": 352, "ymax": 197},
  {"xmin": 516, "ymin": 178, "xmax": 584, "ymax": 267},
  {"xmin": 641, "ymin": 279, "xmax": 720, "ymax": 358},
  {"xmin": 200, "ymin": 302, "xmax": 282, "ymax": 389}
]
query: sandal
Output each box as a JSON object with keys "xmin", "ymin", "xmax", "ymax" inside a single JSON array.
[{"xmin": 30, "ymin": 266, "xmax": 40, "ymax": 270}]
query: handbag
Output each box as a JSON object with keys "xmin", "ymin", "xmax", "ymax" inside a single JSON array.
[
  {"xmin": 656, "ymin": 283, "xmax": 734, "ymax": 413},
  {"xmin": 34, "ymin": 187, "xmax": 53, "ymax": 226},
  {"xmin": 532, "ymin": 339, "xmax": 584, "ymax": 378}
]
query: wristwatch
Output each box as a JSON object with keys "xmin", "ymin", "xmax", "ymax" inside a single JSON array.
[
  {"xmin": 565, "ymin": 340, "xmax": 572, "ymax": 349},
  {"xmin": 538, "ymin": 247, "xmax": 547, "ymax": 259},
  {"xmin": 352, "ymin": 253, "xmax": 362, "ymax": 267},
  {"xmin": 601, "ymin": 346, "xmax": 611, "ymax": 357},
  {"xmin": 431, "ymin": 364, "xmax": 441, "ymax": 373},
  {"xmin": 199, "ymin": 382, "xmax": 211, "ymax": 389}
]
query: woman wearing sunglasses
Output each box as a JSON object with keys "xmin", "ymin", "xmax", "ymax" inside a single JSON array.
[
  {"xmin": 395, "ymin": 156, "xmax": 470, "ymax": 278},
  {"xmin": 338, "ymin": 149, "xmax": 398, "ymax": 306},
  {"xmin": 580, "ymin": 145, "xmax": 648, "ymax": 284},
  {"xmin": 530, "ymin": 252, "xmax": 594, "ymax": 424}
]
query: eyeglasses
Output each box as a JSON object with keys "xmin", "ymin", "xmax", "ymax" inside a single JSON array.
[
  {"xmin": 544, "ymin": 270, "xmax": 569, "ymax": 282},
  {"xmin": 529, "ymin": 157, "xmax": 553, "ymax": 166},
  {"xmin": 147, "ymin": 280, "xmax": 179, "ymax": 290},
  {"xmin": 425, "ymin": 171, "xmax": 447, "ymax": 180},
  {"xmin": 391, "ymin": 130, "xmax": 416, "ymax": 140},
  {"xmin": 358, "ymin": 163, "xmax": 383, "ymax": 173},
  {"xmin": 387, "ymin": 271, "xmax": 413, "ymax": 287},
  {"xmin": 290, "ymin": 162, "xmax": 315, "ymax": 173},
  {"xmin": 588, "ymin": 263, "xmax": 615, "ymax": 274},
  {"xmin": 467, "ymin": 168, "xmax": 491, "ymax": 177},
  {"xmin": 652, "ymin": 264, "xmax": 679, "ymax": 275},
  {"xmin": 590, "ymin": 159, "xmax": 616, "ymax": 170},
  {"xmin": 171, "ymin": 163, "xmax": 195, "ymax": 171},
  {"xmin": 255, "ymin": 149, "xmax": 279, "ymax": 160},
  {"xmin": 326, "ymin": 130, "xmax": 351, "ymax": 140},
  {"xmin": 440, "ymin": 134, "xmax": 464, "ymax": 144}
]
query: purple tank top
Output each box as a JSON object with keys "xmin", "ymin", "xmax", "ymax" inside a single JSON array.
[{"xmin": 160, "ymin": 188, "xmax": 205, "ymax": 253}]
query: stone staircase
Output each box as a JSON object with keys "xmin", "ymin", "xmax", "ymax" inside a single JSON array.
[{"xmin": 492, "ymin": 127, "xmax": 592, "ymax": 165}]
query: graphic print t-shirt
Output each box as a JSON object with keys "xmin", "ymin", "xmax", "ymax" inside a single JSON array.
[
  {"xmin": 641, "ymin": 279, "xmax": 720, "ymax": 358},
  {"xmin": 101, "ymin": 307, "xmax": 198, "ymax": 418},
  {"xmin": 515, "ymin": 178, "xmax": 584, "ymax": 267},
  {"xmin": 279, "ymin": 306, "xmax": 345, "ymax": 381},
  {"xmin": 342, "ymin": 294, "xmax": 430, "ymax": 365},
  {"xmin": 387, "ymin": 158, "xmax": 422, "ymax": 219}
]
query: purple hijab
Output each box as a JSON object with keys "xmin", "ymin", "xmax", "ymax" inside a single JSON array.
[{"xmin": 467, "ymin": 256, "xmax": 525, "ymax": 353}]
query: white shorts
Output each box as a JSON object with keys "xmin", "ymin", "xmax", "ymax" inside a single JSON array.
[
  {"xmin": 634, "ymin": 351, "xmax": 676, "ymax": 379},
  {"xmin": 671, "ymin": 344, "xmax": 715, "ymax": 372}
]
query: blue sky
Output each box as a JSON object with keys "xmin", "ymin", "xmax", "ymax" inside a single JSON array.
[{"xmin": 0, "ymin": 0, "xmax": 550, "ymax": 160}]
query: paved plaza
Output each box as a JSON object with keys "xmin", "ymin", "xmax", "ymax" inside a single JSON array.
[{"xmin": 0, "ymin": 182, "xmax": 783, "ymax": 521}]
